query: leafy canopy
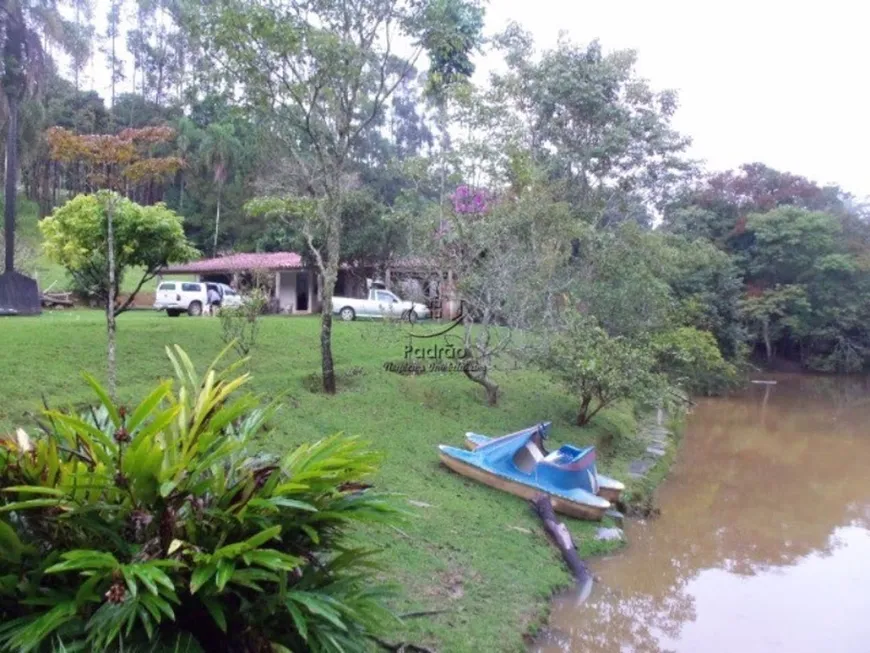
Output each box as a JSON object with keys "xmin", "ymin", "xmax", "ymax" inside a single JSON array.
[{"xmin": 40, "ymin": 191, "xmax": 197, "ymax": 312}]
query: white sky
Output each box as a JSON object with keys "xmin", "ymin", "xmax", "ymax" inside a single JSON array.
[
  {"xmin": 76, "ymin": 0, "xmax": 870, "ymax": 198},
  {"xmin": 482, "ymin": 0, "xmax": 870, "ymax": 198}
]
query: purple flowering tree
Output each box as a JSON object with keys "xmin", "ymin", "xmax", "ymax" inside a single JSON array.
[{"xmin": 451, "ymin": 185, "xmax": 489, "ymax": 214}]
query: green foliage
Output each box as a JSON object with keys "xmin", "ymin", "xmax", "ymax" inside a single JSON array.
[
  {"xmin": 569, "ymin": 225, "xmax": 674, "ymax": 339},
  {"xmin": 490, "ymin": 28, "xmax": 691, "ymax": 221},
  {"xmin": 658, "ymin": 234, "xmax": 746, "ymax": 360},
  {"xmin": 744, "ymin": 207, "xmax": 842, "ymax": 285},
  {"xmin": 39, "ymin": 191, "xmax": 198, "ymax": 312},
  {"xmin": 651, "ymin": 327, "xmax": 738, "ymax": 396},
  {"xmin": 420, "ymin": 0, "xmax": 485, "ymax": 97},
  {"xmin": 219, "ymin": 287, "xmax": 270, "ymax": 357},
  {"xmin": 665, "ymin": 165, "xmax": 870, "ymax": 372},
  {"xmin": 740, "ymin": 285, "xmax": 811, "ymax": 360},
  {"xmin": 536, "ymin": 311, "xmax": 668, "ymax": 427},
  {"xmin": 0, "ymin": 346, "xmax": 398, "ymax": 652}
]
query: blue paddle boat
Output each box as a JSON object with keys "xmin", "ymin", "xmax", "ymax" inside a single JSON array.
[
  {"xmin": 438, "ymin": 423, "xmax": 613, "ymax": 520},
  {"xmin": 464, "ymin": 429, "xmax": 625, "ymax": 503}
]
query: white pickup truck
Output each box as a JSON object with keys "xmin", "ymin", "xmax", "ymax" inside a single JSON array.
[
  {"xmin": 332, "ymin": 288, "xmax": 430, "ymax": 323},
  {"xmin": 154, "ymin": 280, "xmax": 242, "ymax": 317}
]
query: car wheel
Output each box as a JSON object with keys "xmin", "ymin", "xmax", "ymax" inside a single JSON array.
[
  {"xmin": 407, "ymin": 310, "xmax": 418, "ymax": 324},
  {"xmin": 188, "ymin": 301, "xmax": 203, "ymax": 317},
  {"xmin": 167, "ymin": 309, "xmax": 181, "ymax": 317},
  {"xmin": 340, "ymin": 307, "xmax": 355, "ymax": 321}
]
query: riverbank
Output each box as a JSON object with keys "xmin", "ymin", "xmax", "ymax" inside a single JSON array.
[
  {"xmin": 0, "ymin": 311, "xmax": 684, "ymax": 652},
  {"xmin": 521, "ymin": 411, "xmax": 684, "ymax": 647},
  {"xmin": 535, "ymin": 375, "xmax": 870, "ymax": 653}
]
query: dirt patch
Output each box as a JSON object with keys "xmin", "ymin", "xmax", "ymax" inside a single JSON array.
[
  {"xmin": 422, "ymin": 568, "xmax": 481, "ymax": 601},
  {"xmin": 301, "ymin": 366, "xmax": 366, "ymax": 393}
]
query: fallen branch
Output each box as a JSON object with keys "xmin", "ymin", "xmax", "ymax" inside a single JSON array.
[{"xmin": 530, "ymin": 493, "xmax": 590, "ymax": 582}]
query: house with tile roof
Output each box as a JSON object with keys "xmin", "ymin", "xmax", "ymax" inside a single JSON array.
[{"xmin": 160, "ymin": 251, "xmax": 460, "ymax": 317}]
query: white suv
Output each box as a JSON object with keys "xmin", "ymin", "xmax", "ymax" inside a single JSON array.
[{"xmin": 154, "ymin": 281, "xmax": 242, "ymax": 317}]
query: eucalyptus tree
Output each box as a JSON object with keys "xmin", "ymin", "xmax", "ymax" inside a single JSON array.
[
  {"xmin": 1, "ymin": 0, "xmax": 76, "ymax": 278},
  {"xmin": 68, "ymin": 0, "xmax": 93, "ymax": 91},
  {"xmin": 203, "ymin": 0, "xmax": 485, "ymax": 393},
  {"xmin": 421, "ymin": 0, "xmax": 483, "ymax": 227},
  {"xmin": 102, "ymin": 0, "xmax": 125, "ymax": 111}
]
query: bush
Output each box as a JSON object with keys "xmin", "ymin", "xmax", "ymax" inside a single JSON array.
[
  {"xmin": 651, "ymin": 326, "xmax": 738, "ymax": 395},
  {"xmin": 0, "ymin": 346, "xmax": 397, "ymax": 652},
  {"xmin": 219, "ymin": 287, "xmax": 270, "ymax": 356},
  {"xmin": 536, "ymin": 311, "xmax": 668, "ymax": 427}
]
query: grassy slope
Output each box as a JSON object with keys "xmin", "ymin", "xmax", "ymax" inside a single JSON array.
[
  {"xmin": 3, "ymin": 195, "xmax": 189, "ymax": 293},
  {"xmin": 0, "ymin": 312, "xmax": 655, "ymax": 652}
]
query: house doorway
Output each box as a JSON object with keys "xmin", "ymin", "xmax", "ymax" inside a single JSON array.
[{"xmin": 296, "ymin": 271, "xmax": 309, "ymax": 312}]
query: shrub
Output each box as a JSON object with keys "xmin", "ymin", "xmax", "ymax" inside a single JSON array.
[
  {"xmin": 536, "ymin": 312, "xmax": 668, "ymax": 427},
  {"xmin": 219, "ymin": 287, "xmax": 270, "ymax": 357},
  {"xmin": 0, "ymin": 346, "xmax": 397, "ymax": 652},
  {"xmin": 651, "ymin": 326, "xmax": 738, "ymax": 395}
]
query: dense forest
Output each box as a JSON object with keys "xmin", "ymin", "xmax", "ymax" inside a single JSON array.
[{"xmin": 3, "ymin": 0, "xmax": 870, "ymax": 380}]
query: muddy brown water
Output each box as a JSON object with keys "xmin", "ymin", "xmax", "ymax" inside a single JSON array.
[{"xmin": 533, "ymin": 375, "xmax": 870, "ymax": 653}]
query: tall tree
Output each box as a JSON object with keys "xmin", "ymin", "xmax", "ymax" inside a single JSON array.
[
  {"xmin": 68, "ymin": 0, "xmax": 93, "ymax": 92},
  {"xmin": 199, "ymin": 121, "xmax": 239, "ymax": 253},
  {"xmin": 205, "ymin": 0, "xmax": 485, "ymax": 393},
  {"xmin": 46, "ymin": 126, "xmax": 187, "ymax": 393},
  {"xmin": 1, "ymin": 0, "xmax": 74, "ymax": 276},
  {"xmin": 488, "ymin": 27, "xmax": 692, "ymax": 225},
  {"xmin": 421, "ymin": 0, "xmax": 483, "ymax": 230},
  {"xmin": 102, "ymin": 0, "xmax": 125, "ymax": 111}
]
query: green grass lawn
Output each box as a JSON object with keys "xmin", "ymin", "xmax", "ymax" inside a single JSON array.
[{"xmin": 0, "ymin": 311, "xmax": 654, "ymax": 652}]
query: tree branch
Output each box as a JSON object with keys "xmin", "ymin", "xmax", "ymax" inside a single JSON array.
[{"xmin": 114, "ymin": 269, "xmax": 157, "ymax": 317}]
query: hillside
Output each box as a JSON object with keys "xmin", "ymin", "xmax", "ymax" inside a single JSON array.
[{"xmin": 2, "ymin": 195, "xmax": 178, "ymax": 294}]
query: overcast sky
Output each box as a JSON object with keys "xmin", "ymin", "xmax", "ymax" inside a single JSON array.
[
  {"xmin": 78, "ymin": 0, "xmax": 869, "ymax": 198},
  {"xmin": 481, "ymin": 0, "xmax": 869, "ymax": 199}
]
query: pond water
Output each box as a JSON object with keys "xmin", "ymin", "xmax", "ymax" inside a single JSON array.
[{"xmin": 533, "ymin": 375, "xmax": 870, "ymax": 653}]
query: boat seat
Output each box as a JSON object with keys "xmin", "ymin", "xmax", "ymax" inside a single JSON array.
[
  {"xmin": 513, "ymin": 441, "xmax": 545, "ymax": 473},
  {"xmin": 543, "ymin": 450, "xmax": 566, "ymax": 463}
]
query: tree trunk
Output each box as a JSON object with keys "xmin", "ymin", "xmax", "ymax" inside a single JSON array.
[
  {"xmin": 320, "ymin": 305, "xmax": 336, "ymax": 394},
  {"xmin": 762, "ymin": 319, "xmax": 772, "ymax": 361},
  {"xmin": 106, "ymin": 196, "xmax": 118, "ymax": 398},
  {"xmin": 320, "ymin": 216, "xmax": 340, "ymax": 394},
  {"xmin": 4, "ymin": 95, "xmax": 19, "ymax": 273},
  {"xmin": 110, "ymin": 23, "xmax": 116, "ymax": 111},
  {"xmin": 437, "ymin": 99, "xmax": 448, "ymax": 232},
  {"xmin": 213, "ymin": 190, "xmax": 221, "ymax": 254},
  {"xmin": 576, "ymin": 395, "xmax": 592, "ymax": 427},
  {"xmin": 463, "ymin": 366, "xmax": 499, "ymax": 406}
]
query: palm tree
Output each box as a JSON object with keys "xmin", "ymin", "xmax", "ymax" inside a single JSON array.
[{"xmin": 199, "ymin": 122, "xmax": 239, "ymax": 254}]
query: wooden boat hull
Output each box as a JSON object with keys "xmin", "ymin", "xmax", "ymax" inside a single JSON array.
[
  {"xmin": 464, "ymin": 434, "xmax": 624, "ymax": 504},
  {"xmin": 439, "ymin": 450, "xmax": 609, "ymax": 521},
  {"xmin": 597, "ymin": 482, "xmax": 623, "ymax": 503}
]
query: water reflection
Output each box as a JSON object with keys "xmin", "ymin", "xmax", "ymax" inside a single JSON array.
[{"xmin": 534, "ymin": 375, "xmax": 870, "ymax": 653}]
